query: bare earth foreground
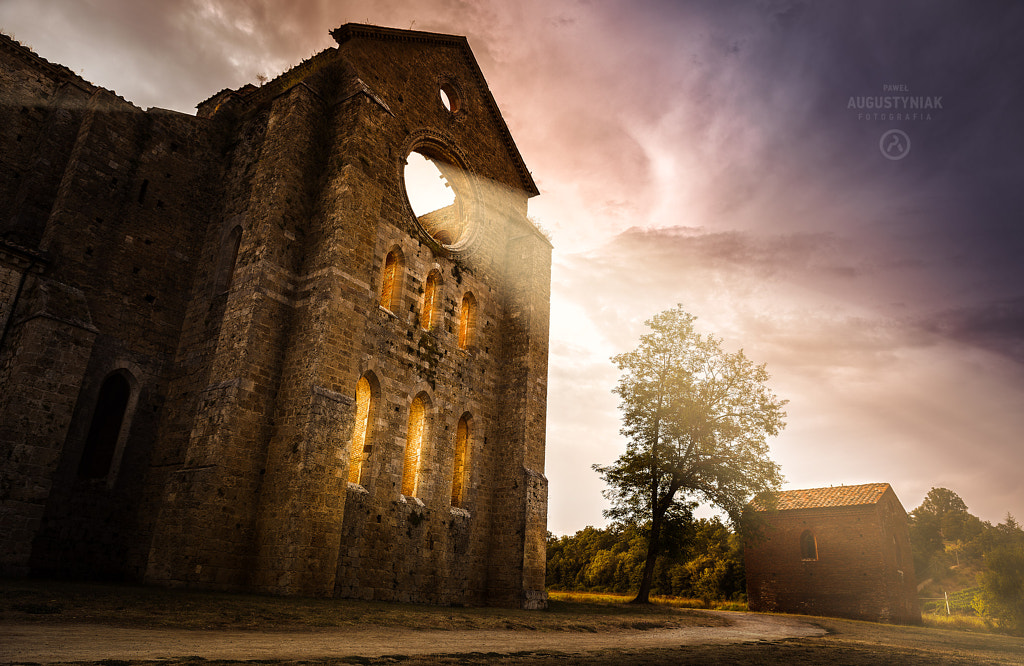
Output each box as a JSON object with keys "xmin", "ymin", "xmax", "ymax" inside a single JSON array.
[
  {"xmin": 2, "ymin": 582, "xmax": 1022, "ymax": 665},
  {"xmin": 1, "ymin": 613, "xmax": 820, "ymax": 662}
]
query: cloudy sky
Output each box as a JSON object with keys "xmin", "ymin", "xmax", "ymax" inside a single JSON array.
[{"xmin": 3, "ymin": 0, "xmax": 1022, "ymax": 535}]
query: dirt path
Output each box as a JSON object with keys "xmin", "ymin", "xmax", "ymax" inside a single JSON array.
[{"xmin": 0, "ymin": 611, "xmax": 823, "ymax": 663}]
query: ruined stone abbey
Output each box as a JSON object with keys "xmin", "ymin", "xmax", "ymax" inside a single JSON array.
[{"xmin": 0, "ymin": 24, "xmax": 550, "ymax": 608}]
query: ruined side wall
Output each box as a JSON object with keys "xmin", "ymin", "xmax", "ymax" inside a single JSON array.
[
  {"xmin": 146, "ymin": 80, "xmax": 329, "ymax": 591},
  {"xmin": 0, "ymin": 274, "xmax": 95, "ymax": 575},
  {"xmin": 27, "ymin": 96, "xmax": 220, "ymax": 581},
  {"xmin": 745, "ymin": 497, "xmax": 920, "ymax": 624},
  {"xmin": 0, "ymin": 34, "xmax": 93, "ymax": 248},
  {"xmin": 0, "ymin": 34, "xmax": 223, "ymax": 579}
]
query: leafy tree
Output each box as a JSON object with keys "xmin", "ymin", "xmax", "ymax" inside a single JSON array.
[
  {"xmin": 913, "ymin": 487, "xmax": 984, "ymax": 542},
  {"xmin": 909, "ymin": 487, "xmax": 987, "ymax": 577},
  {"xmin": 593, "ymin": 306, "xmax": 786, "ymax": 603},
  {"xmin": 978, "ymin": 541, "xmax": 1024, "ymax": 634}
]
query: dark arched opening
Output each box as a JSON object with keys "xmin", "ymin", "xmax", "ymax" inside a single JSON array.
[
  {"xmin": 77, "ymin": 373, "xmax": 131, "ymax": 479},
  {"xmin": 800, "ymin": 529, "xmax": 818, "ymax": 561}
]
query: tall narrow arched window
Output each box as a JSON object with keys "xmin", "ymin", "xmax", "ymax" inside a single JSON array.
[
  {"xmin": 420, "ymin": 270, "xmax": 441, "ymax": 330},
  {"xmin": 458, "ymin": 292, "xmax": 476, "ymax": 349},
  {"xmin": 78, "ymin": 373, "xmax": 132, "ymax": 479},
  {"xmin": 348, "ymin": 375, "xmax": 376, "ymax": 485},
  {"xmin": 401, "ymin": 394, "xmax": 429, "ymax": 497},
  {"xmin": 451, "ymin": 413, "xmax": 472, "ymax": 507},
  {"xmin": 214, "ymin": 225, "xmax": 243, "ymax": 294},
  {"xmin": 380, "ymin": 248, "xmax": 404, "ymax": 312},
  {"xmin": 800, "ymin": 530, "xmax": 818, "ymax": 561}
]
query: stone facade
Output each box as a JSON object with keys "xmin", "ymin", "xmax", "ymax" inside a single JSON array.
[
  {"xmin": 744, "ymin": 483, "xmax": 920, "ymax": 624},
  {"xmin": 0, "ymin": 24, "xmax": 550, "ymax": 609}
]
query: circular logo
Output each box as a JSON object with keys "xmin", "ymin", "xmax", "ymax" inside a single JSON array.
[{"xmin": 879, "ymin": 129, "xmax": 911, "ymax": 160}]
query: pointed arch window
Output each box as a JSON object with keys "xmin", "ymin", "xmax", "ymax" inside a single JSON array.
[
  {"xmin": 348, "ymin": 375, "xmax": 377, "ymax": 485},
  {"xmin": 451, "ymin": 413, "xmax": 472, "ymax": 507},
  {"xmin": 380, "ymin": 248, "xmax": 404, "ymax": 312},
  {"xmin": 420, "ymin": 270, "xmax": 441, "ymax": 330},
  {"xmin": 800, "ymin": 530, "xmax": 818, "ymax": 561},
  {"xmin": 401, "ymin": 394, "xmax": 429, "ymax": 497},
  {"xmin": 458, "ymin": 292, "xmax": 476, "ymax": 349},
  {"xmin": 78, "ymin": 372, "xmax": 133, "ymax": 480}
]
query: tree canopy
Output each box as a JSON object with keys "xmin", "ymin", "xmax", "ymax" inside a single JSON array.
[
  {"xmin": 593, "ymin": 305, "xmax": 786, "ymax": 603},
  {"xmin": 545, "ymin": 518, "xmax": 745, "ymax": 602}
]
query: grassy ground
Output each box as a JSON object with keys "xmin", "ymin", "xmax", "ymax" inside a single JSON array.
[
  {"xmin": 548, "ymin": 590, "xmax": 747, "ymax": 612},
  {"xmin": 0, "ymin": 579, "xmax": 723, "ymax": 633},
  {"xmin": 3, "ymin": 580, "xmax": 1023, "ymax": 664},
  {"xmin": 922, "ymin": 611, "xmax": 995, "ymax": 633}
]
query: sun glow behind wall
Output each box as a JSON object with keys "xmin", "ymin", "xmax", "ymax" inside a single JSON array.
[{"xmin": 404, "ymin": 152, "xmax": 455, "ymax": 218}]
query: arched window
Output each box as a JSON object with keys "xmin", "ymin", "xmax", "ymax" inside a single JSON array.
[
  {"xmin": 401, "ymin": 394, "xmax": 429, "ymax": 497},
  {"xmin": 451, "ymin": 413, "xmax": 472, "ymax": 507},
  {"xmin": 420, "ymin": 270, "xmax": 441, "ymax": 330},
  {"xmin": 348, "ymin": 375, "xmax": 377, "ymax": 485},
  {"xmin": 77, "ymin": 373, "xmax": 132, "ymax": 479},
  {"xmin": 213, "ymin": 225, "xmax": 243, "ymax": 294},
  {"xmin": 458, "ymin": 292, "xmax": 476, "ymax": 349},
  {"xmin": 800, "ymin": 530, "xmax": 818, "ymax": 561},
  {"xmin": 380, "ymin": 248, "xmax": 404, "ymax": 312}
]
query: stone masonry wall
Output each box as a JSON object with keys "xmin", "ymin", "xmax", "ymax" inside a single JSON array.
[{"xmin": 0, "ymin": 25, "xmax": 550, "ymax": 608}]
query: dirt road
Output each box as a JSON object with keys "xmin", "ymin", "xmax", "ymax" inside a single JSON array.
[{"xmin": 0, "ymin": 610, "xmax": 823, "ymax": 662}]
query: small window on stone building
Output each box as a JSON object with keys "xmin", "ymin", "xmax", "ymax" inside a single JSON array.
[
  {"xmin": 458, "ymin": 292, "xmax": 476, "ymax": 349},
  {"xmin": 214, "ymin": 225, "xmax": 243, "ymax": 294},
  {"xmin": 420, "ymin": 270, "xmax": 441, "ymax": 330},
  {"xmin": 380, "ymin": 248, "xmax": 404, "ymax": 312},
  {"xmin": 348, "ymin": 375, "xmax": 377, "ymax": 485},
  {"xmin": 401, "ymin": 394, "xmax": 430, "ymax": 498},
  {"xmin": 451, "ymin": 413, "xmax": 472, "ymax": 507},
  {"xmin": 77, "ymin": 372, "xmax": 132, "ymax": 479},
  {"xmin": 800, "ymin": 530, "xmax": 818, "ymax": 561}
]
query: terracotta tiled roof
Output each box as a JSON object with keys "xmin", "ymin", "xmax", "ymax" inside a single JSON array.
[{"xmin": 751, "ymin": 483, "xmax": 891, "ymax": 511}]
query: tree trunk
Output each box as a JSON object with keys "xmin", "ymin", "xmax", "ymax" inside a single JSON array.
[{"xmin": 631, "ymin": 506, "xmax": 663, "ymax": 604}]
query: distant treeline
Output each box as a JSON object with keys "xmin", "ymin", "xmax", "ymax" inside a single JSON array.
[{"xmin": 545, "ymin": 518, "xmax": 745, "ymax": 601}]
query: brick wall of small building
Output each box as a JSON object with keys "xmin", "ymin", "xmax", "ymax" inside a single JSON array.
[{"xmin": 745, "ymin": 488, "xmax": 920, "ymax": 624}]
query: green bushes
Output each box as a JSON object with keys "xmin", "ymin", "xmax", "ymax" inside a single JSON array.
[{"xmin": 546, "ymin": 518, "xmax": 745, "ymax": 602}]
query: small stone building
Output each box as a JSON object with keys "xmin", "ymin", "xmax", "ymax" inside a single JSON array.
[
  {"xmin": 0, "ymin": 24, "xmax": 550, "ymax": 608},
  {"xmin": 744, "ymin": 483, "xmax": 920, "ymax": 623}
]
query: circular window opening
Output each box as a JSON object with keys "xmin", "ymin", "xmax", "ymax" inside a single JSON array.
[
  {"xmin": 403, "ymin": 148, "xmax": 471, "ymax": 248},
  {"xmin": 439, "ymin": 84, "xmax": 461, "ymax": 113}
]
